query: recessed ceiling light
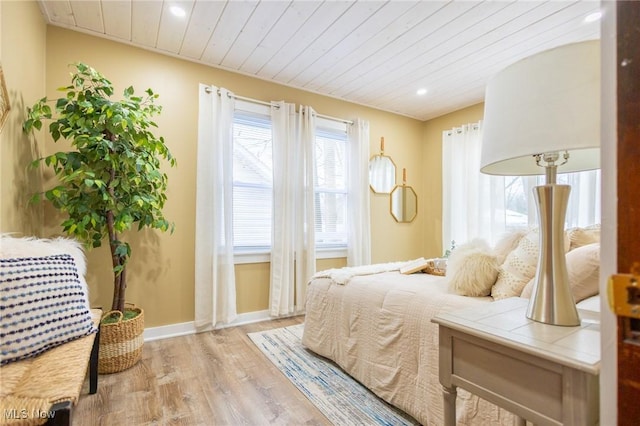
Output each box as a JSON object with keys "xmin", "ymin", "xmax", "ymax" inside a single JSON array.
[
  {"xmin": 416, "ymin": 88, "xmax": 427, "ymax": 96},
  {"xmin": 170, "ymin": 5, "xmax": 186, "ymax": 17},
  {"xmin": 584, "ymin": 11, "xmax": 602, "ymax": 23}
]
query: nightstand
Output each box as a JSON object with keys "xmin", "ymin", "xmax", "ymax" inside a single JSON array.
[{"xmin": 432, "ymin": 297, "xmax": 600, "ymax": 426}]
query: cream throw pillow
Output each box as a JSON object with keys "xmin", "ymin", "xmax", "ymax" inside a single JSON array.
[
  {"xmin": 567, "ymin": 225, "xmax": 600, "ymax": 251},
  {"xmin": 521, "ymin": 243, "xmax": 600, "ymax": 303},
  {"xmin": 491, "ymin": 228, "xmax": 570, "ymax": 300},
  {"xmin": 447, "ymin": 239, "xmax": 499, "ymax": 297},
  {"xmin": 493, "ymin": 230, "xmax": 526, "ymax": 265}
]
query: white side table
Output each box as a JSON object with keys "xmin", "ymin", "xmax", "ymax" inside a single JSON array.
[{"xmin": 432, "ymin": 297, "xmax": 600, "ymax": 426}]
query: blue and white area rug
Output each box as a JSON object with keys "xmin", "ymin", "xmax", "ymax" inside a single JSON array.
[{"xmin": 248, "ymin": 324, "xmax": 419, "ymax": 426}]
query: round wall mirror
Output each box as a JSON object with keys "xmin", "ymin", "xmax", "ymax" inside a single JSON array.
[{"xmin": 369, "ymin": 154, "xmax": 396, "ymax": 194}]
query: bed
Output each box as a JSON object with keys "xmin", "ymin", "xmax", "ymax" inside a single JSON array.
[{"xmin": 302, "ymin": 228, "xmax": 601, "ymax": 425}]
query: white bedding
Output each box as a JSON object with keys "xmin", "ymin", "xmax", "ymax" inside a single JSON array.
[
  {"xmin": 302, "ymin": 271, "xmax": 520, "ymax": 425},
  {"xmin": 309, "ymin": 260, "xmax": 408, "ymax": 285}
]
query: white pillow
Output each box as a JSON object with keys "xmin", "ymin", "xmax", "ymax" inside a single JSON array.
[
  {"xmin": 0, "ymin": 235, "xmax": 87, "ymax": 276},
  {"xmin": 0, "ymin": 254, "xmax": 97, "ymax": 365},
  {"xmin": 492, "ymin": 230, "xmax": 526, "ymax": 265},
  {"xmin": 447, "ymin": 239, "xmax": 499, "ymax": 297},
  {"xmin": 521, "ymin": 243, "xmax": 599, "ymax": 303},
  {"xmin": 567, "ymin": 225, "xmax": 600, "ymax": 251},
  {"xmin": 0, "ymin": 235, "xmax": 90, "ymax": 307},
  {"xmin": 491, "ymin": 230, "xmax": 539, "ymax": 300},
  {"xmin": 491, "ymin": 228, "xmax": 570, "ymax": 300}
]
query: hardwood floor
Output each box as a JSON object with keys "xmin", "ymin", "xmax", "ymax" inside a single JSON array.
[{"xmin": 75, "ymin": 316, "xmax": 332, "ymax": 425}]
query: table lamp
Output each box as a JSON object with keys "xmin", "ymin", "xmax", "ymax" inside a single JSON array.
[{"xmin": 480, "ymin": 40, "xmax": 600, "ymax": 326}]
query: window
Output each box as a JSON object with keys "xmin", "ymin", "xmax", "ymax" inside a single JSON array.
[
  {"xmin": 232, "ymin": 104, "xmax": 349, "ymax": 254},
  {"xmin": 504, "ymin": 176, "xmax": 532, "ymax": 230},
  {"xmin": 504, "ymin": 171, "xmax": 601, "ymax": 232},
  {"xmin": 314, "ymin": 123, "xmax": 348, "ymax": 248},
  {"xmin": 232, "ymin": 111, "xmax": 272, "ymax": 252},
  {"xmin": 443, "ymin": 124, "xmax": 601, "ymax": 247}
]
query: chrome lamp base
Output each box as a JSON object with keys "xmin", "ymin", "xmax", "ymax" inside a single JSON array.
[{"xmin": 526, "ymin": 183, "xmax": 580, "ymax": 327}]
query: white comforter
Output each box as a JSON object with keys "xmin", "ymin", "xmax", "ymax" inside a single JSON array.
[{"xmin": 302, "ymin": 271, "xmax": 519, "ymax": 426}]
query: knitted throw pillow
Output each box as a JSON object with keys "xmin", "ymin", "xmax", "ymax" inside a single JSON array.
[
  {"xmin": 521, "ymin": 243, "xmax": 600, "ymax": 303},
  {"xmin": 491, "ymin": 229, "xmax": 570, "ymax": 300},
  {"xmin": 0, "ymin": 254, "xmax": 97, "ymax": 365}
]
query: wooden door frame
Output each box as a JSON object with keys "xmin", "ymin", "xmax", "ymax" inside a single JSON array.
[
  {"xmin": 601, "ymin": 1, "xmax": 640, "ymax": 424},
  {"xmin": 616, "ymin": 2, "xmax": 640, "ymax": 424}
]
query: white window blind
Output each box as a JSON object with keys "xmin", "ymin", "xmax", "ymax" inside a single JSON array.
[
  {"xmin": 232, "ymin": 111, "xmax": 273, "ymax": 251},
  {"xmin": 314, "ymin": 122, "xmax": 348, "ymax": 248},
  {"xmin": 232, "ymin": 104, "xmax": 349, "ymax": 253}
]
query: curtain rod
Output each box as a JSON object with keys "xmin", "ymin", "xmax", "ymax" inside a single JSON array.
[
  {"xmin": 315, "ymin": 112, "xmax": 354, "ymax": 126},
  {"xmin": 204, "ymin": 86, "xmax": 353, "ymax": 125},
  {"xmin": 444, "ymin": 121, "xmax": 481, "ymax": 136},
  {"xmin": 204, "ymin": 86, "xmax": 273, "ymax": 108}
]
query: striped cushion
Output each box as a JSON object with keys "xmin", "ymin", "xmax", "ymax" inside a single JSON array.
[{"xmin": 0, "ymin": 254, "xmax": 97, "ymax": 365}]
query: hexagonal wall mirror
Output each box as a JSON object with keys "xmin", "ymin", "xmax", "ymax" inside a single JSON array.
[
  {"xmin": 369, "ymin": 137, "xmax": 396, "ymax": 194},
  {"xmin": 390, "ymin": 168, "xmax": 417, "ymax": 223}
]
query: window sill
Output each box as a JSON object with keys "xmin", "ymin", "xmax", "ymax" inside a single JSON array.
[
  {"xmin": 234, "ymin": 252, "xmax": 270, "ymax": 264},
  {"xmin": 234, "ymin": 248, "xmax": 347, "ymax": 265}
]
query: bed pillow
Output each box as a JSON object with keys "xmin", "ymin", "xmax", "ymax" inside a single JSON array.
[
  {"xmin": 447, "ymin": 239, "xmax": 499, "ymax": 297},
  {"xmin": 0, "ymin": 254, "xmax": 97, "ymax": 365},
  {"xmin": 491, "ymin": 229, "xmax": 570, "ymax": 300},
  {"xmin": 521, "ymin": 243, "xmax": 600, "ymax": 303},
  {"xmin": 491, "ymin": 229, "xmax": 539, "ymax": 300},
  {"xmin": 567, "ymin": 225, "xmax": 600, "ymax": 251},
  {"xmin": 491, "ymin": 228, "xmax": 570, "ymax": 300},
  {"xmin": 492, "ymin": 230, "xmax": 526, "ymax": 265}
]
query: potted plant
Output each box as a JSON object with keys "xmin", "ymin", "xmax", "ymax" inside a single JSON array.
[{"xmin": 23, "ymin": 63, "xmax": 176, "ymax": 373}]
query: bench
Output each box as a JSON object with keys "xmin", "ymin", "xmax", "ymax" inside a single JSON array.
[
  {"xmin": 0, "ymin": 311, "xmax": 101, "ymax": 425},
  {"xmin": 0, "ymin": 235, "xmax": 101, "ymax": 425}
]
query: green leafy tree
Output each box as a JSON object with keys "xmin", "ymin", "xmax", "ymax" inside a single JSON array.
[{"xmin": 23, "ymin": 63, "xmax": 176, "ymax": 314}]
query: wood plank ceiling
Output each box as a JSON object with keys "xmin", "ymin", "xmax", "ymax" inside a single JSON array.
[{"xmin": 37, "ymin": 0, "xmax": 601, "ymax": 121}]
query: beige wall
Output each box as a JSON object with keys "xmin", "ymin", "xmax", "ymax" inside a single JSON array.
[
  {"xmin": 1, "ymin": 2, "xmax": 485, "ymax": 328},
  {"xmin": 0, "ymin": 0, "xmax": 46, "ymax": 235},
  {"xmin": 37, "ymin": 26, "xmax": 425, "ymax": 327},
  {"xmin": 421, "ymin": 103, "xmax": 485, "ymax": 258}
]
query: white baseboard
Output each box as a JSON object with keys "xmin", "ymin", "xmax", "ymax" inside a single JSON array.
[
  {"xmin": 143, "ymin": 309, "xmax": 288, "ymax": 342},
  {"xmin": 143, "ymin": 320, "xmax": 196, "ymax": 342}
]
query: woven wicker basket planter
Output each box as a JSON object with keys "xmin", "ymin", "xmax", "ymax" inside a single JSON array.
[{"xmin": 98, "ymin": 304, "xmax": 144, "ymax": 374}]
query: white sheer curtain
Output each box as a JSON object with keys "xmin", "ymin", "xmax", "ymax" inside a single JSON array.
[
  {"xmin": 269, "ymin": 103, "xmax": 316, "ymax": 316},
  {"xmin": 443, "ymin": 121, "xmax": 602, "ymax": 250},
  {"xmin": 563, "ymin": 170, "xmax": 601, "ymax": 227},
  {"xmin": 347, "ymin": 118, "xmax": 371, "ymax": 266},
  {"xmin": 529, "ymin": 170, "xmax": 602, "ymax": 227},
  {"xmin": 194, "ymin": 84, "xmax": 237, "ymax": 328},
  {"xmin": 295, "ymin": 106, "xmax": 316, "ymax": 310},
  {"xmin": 442, "ymin": 122, "xmax": 506, "ymax": 248},
  {"xmin": 270, "ymin": 101, "xmax": 297, "ymax": 317}
]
